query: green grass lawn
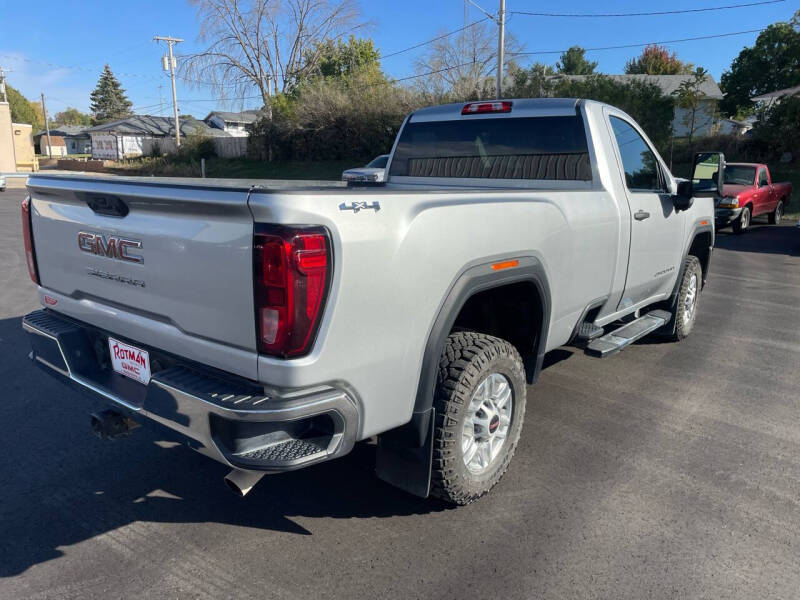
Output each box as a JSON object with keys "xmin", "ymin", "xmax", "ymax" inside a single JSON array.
[{"xmin": 108, "ymin": 156, "xmax": 358, "ymax": 181}]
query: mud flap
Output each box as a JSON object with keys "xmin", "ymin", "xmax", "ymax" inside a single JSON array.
[{"xmin": 375, "ymin": 408, "xmax": 434, "ymax": 498}]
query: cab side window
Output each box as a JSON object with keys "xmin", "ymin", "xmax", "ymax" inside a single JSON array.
[
  {"xmin": 609, "ymin": 116, "xmax": 663, "ymax": 193},
  {"xmin": 758, "ymin": 168, "xmax": 769, "ymax": 187}
]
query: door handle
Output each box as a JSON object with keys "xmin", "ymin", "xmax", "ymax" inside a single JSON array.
[{"xmin": 634, "ymin": 210, "xmax": 650, "ymax": 221}]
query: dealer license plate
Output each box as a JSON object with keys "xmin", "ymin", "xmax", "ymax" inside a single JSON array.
[{"xmin": 108, "ymin": 337, "xmax": 151, "ymax": 385}]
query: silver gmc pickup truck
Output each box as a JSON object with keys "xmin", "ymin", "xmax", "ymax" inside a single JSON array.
[{"xmin": 21, "ymin": 98, "xmax": 721, "ymax": 504}]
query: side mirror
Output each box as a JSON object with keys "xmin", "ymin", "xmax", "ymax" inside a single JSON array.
[
  {"xmin": 690, "ymin": 152, "xmax": 725, "ymax": 198},
  {"xmin": 674, "ymin": 180, "xmax": 694, "ymax": 211}
]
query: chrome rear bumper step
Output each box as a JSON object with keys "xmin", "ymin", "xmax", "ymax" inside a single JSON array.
[
  {"xmin": 585, "ymin": 310, "xmax": 671, "ymax": 358},
  {"xmin": 22, "ymin": 309, "xmax": 359, "ymax": 474}
]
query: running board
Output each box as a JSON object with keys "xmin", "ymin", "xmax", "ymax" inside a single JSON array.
[{"xmin": 585, "ymin": 310, "xmax": 671, "ymax": 358}]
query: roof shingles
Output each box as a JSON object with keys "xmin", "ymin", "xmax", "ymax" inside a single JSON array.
[{"xmin": 87, "ymin": 115, "xmax": 230, "ymax": 137}]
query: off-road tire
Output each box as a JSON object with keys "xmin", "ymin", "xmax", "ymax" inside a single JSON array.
[
  {"xmin": 430, "ymin": 332, "xmax": 527, "ymax": 505},
  {"xmin": 732, "ymin": 205, "xmax": 751, "ymax": 234},
  {"xmin": 669, "ymin": 255, "xmax": 703, "ymax": 341},
  {"xmin": 768, "ymin": 200, "xmax": 784, "ymax": 225}
]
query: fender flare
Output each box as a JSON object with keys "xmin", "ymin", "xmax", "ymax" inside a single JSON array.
[
  {"xmin": 660, "ymin": 221, "xmax": 714, "ymax": 335},
  {"xmin": 375, "ymin": 255, "xmax": 551, "ymax": 497},
  {"xmin": 387, "ymin": 255, "xmax": 551, "ymax": 448}
]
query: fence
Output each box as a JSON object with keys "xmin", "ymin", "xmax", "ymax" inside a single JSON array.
[{"xmin": 142, "ymin": 136, "xmax": 247, "ymax": 158}]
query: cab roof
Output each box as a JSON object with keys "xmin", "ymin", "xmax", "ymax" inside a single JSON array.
[{"xmin": 409, "ymin": 98, "xmax": 584, "ymax": 122}]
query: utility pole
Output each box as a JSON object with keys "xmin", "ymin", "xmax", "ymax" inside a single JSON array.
[
  {"xmin": 0, "ymin": 67, "xmax": 10, "ymax": 102},
  {"xmin": 465, "ymin": 0, "xmax": 506, "ymax": 98},
  {"xmin": 496, "ymin": 0, "xmax": 505, "ymax": 99},
  {"xmin": 154, "ymin": 35, "xmax": 183, "ymax": 147},
  {"xmin": 41, "ymin": 92, "xmax": 52, "ymax": 159}
]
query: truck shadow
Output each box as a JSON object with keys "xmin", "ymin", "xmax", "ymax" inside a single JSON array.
[
  {"xmin": 714, "ymin": 223, "xmax": 800, "ymax": 256},
  {"xmin": 0, "ymin": 315, "xmax": 449, "ymax": 578}
]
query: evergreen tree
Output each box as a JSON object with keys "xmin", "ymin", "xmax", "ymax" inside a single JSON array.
[
  {"xmin": 556, "ymin": 46, "xmax": 597, "ymax": 75},
  {"xmin": 89, "ymin": 65, "xmax": 133, "ymax": 123}
]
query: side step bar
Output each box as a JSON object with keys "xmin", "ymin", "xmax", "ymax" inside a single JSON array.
[{"xmin": 585, "ymin": 310, "xmax": 671, "ymax": 358}]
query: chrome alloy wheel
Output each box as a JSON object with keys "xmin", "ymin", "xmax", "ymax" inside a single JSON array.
[
  {"xmin": 462, "ymin": 373, "xmax": 513, "ymax": 475},
  {"xmin": 683, "ymin": 273, "xmax": 698, "ymax": 326}
]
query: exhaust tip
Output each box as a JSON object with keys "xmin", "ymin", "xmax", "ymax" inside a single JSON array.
[
  {"xmin": 224, "ymin": 469, "xmax": 265, "ymax": 497},
  {"xmin": 91, "ymin": 409, "xmax": 138, "ymax": 439},
  {"xmin": 224, "ymin": 476, "xmax": 245, "ymax": 497}
]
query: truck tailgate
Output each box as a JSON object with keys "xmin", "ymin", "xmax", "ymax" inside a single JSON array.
[{"xmin": 27, "ymin": 176, "xmax": 256, "ymax": 353}]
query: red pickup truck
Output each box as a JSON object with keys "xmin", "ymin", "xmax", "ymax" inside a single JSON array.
[{"xmin": 715, "ymin": 163, "xmax": 793, "ymax": 233}]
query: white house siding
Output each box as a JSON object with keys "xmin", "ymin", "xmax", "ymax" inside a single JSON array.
[
  {"xmin": 672, "ymin": 100, "xmax": 717, "ymax": 138},
  {"xmin": 121, "ymin": 135, "xmax": 144, "ymax": 158},
  {"xmin": 224, "ymin": 123, "xmax": 249, "ymax": 137},
  {"xmin": 65, "ymin": 137, "xmax": 92, "ymax": 154}
]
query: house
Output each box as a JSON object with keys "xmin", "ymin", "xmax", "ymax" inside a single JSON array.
[
  {"xmin": 751, "ymin": 84, "xmax": 800, "ymax": 108},
  {"xmin": 35, "ymin": 125, "xmax": 91, "ymax": 155},
  {"xmin": 203, "ymin": 110, "xmax": 262, "ymax": 137},
  {"xmin": 549, "ymin": 74, "xmax": 724, "ymax": 138},
  {"xmin": 39, "ymin": 135, "xmax": 68, "ymax": 158},
  {"xmin": 86, "ymin": 115, "xmax": 229, "ymax": 160},
  {"xmin": 717, "ymin": 117, "xmax": 753, "ymax": 136},
  {"xmin": 0, "ymin": 101, "xmax": 37, "ymax": 172}
]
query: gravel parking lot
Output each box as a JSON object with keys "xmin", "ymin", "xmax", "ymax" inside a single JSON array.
[{"xmin": 1, "ymin": 187, "xmax": 799, "ymax": 599}]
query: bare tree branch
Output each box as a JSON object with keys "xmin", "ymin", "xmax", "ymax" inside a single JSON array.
[
  {"xmin": 182, "ymin": 0, "xmax": 362, "ymax": 107},
  {"xmin": 413, "ymin": 21, "xmax": 522, "ymax": 100}
]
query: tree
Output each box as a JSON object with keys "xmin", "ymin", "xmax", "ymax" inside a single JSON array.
[
  {"xmin": 89, "ymin": 65, "xmax": 133, "ymax": 123},
  {"xmin": 553, "ymin": 75, "xmax": 674, "ymax": 149},
  {"xmin": 556, "ymin": 46, "xmax": 597, "ymax": 75},
  {"xmin": 752, "ymin": 95, "xmax": 800, "ymax": 157},
  {"xmin": 673, "ymin": 68, "xmax": 711, "ymax": 151},
  {"xmin": 720, "ymin": 17, "xmax": 800, "ymax": 116},
  {"xmin": 53, "ymin": 107, "xmax": 92, "ymax": 126},
  {"xmin": 624, "ymin": 44, "xmax": 693, "ymax": 75},
  {"xmin": 311, "ymin": 35, "xmax": 381, "ymax": 81},
  {"xmin": 505, "ymin": 62, "xmax": 556, "ymax": 98},
  {"xmin": 5, "ymin": 85, "xmax": 42, "ymax": 131},
  {"xmin": 413, "ymin": 21, "xmax": 522, "ymax": 101},
  {"xmin": 183, "ymin": 0, "xmax": 362, "ymax": 106}
]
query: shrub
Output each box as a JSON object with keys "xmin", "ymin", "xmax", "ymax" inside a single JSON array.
[
  {"xmin": 752, "ymin": 97, "xmax": 800, "ymax": 159},
  {"xmin": 179, "ymin": 133, "xmax": 216, "ymax": 161}
]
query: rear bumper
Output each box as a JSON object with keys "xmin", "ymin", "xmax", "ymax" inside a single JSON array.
[{"xmin": 22, "ymin": 309, "xmax": 359, "ymax": 473}]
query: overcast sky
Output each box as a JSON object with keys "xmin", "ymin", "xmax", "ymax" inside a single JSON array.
[{"xmin": 0, "ymin": 0, "xmax": 794, "ymax": 118}]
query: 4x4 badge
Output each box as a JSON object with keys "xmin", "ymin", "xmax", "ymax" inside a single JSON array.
[{"xmin": 339, "ymin": 201, "xmax": 380, "ymax": 213}]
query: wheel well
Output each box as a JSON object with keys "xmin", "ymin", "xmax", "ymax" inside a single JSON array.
[
  {"xmin": 451, "ymin": 281, "xmax": 543, "ymax": 382},
  {"xmin": 688, "ymin": 230, "xmax": 712, "ymax": 283}
]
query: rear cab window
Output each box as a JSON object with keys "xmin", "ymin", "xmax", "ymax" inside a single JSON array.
[{"xmin": 389, "ymin": 115, "xmax": 592, "ymax": 181}]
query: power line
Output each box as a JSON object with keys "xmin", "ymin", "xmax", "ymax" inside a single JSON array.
[
  {"xmin": 508, "ymin": 28, "xmax": 767, "ymax": 56},
  {"xmin": 382, "ymin": 17, "xmax": 490, "ymax": 59},
  {"xmin": 510, "ymin": 0, "xmax": 785, "ymax": 18}
]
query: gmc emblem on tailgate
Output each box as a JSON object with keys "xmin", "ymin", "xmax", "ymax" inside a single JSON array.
[{"xmin": 78, "ymin": 232, "xmax": 143, "ymax": 264}]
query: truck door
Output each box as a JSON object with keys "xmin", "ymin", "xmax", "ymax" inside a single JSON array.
[
  {"xmin": 606, "ymin": 114, "xmax": 685, "ymax": 309},
  {"xmin": 755, "ymin": 167, "xmax": 773, "ymax": 214}
]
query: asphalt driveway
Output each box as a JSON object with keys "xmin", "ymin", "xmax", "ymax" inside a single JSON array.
[{"xmin": 1, "ymin": 188, "xmax": 799, "ymax": 599}]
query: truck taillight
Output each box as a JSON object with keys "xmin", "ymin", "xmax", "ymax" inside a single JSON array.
[
  {"xmin": 461, "ymin": 101, "xmax": 512, "ymax": 115},
  {"xmin": 20, "ymin": 197, "xmax": 40, "ymax": 285},
  {"xmin": 254, "ymin": 226, "xmax": 331, "ymax": 357}
]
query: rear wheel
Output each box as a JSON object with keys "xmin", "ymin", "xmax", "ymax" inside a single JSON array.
[
  {"xmin": 430, "ymin": 332, "xmax": 526, "ymax": 505},
  {"xmin": 768, "ymin": 200, "xmax": 784, "ymax": 225},
  {"xmin": 732, "ymin": 205, "xmax": 751, "ymax": 234}
]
